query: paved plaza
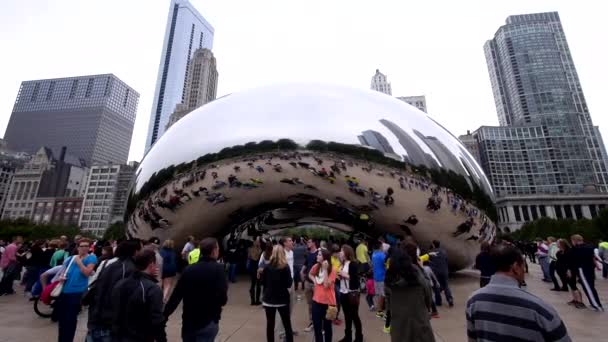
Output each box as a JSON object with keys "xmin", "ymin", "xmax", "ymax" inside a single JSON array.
[{"xmin": 0, "ymin": 263, "xmax": 607, "ymax": 341}]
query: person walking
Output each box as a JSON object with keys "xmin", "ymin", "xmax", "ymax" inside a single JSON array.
[
  {"xmin": 248, "ymin": 238, "xmax": 263, "ymax": 305},
  {"xmin": 164, "ymin": 238, "xmax": 228, "ymax": 342},
  {"xmin": 385, "ymin": 243, "xmax": 435, "ymax": 342},
  {"xmin": 87, "ymin": 239, "xmax": 142, "ymax": 342},
  {"xmin": 260, "ymin": 245, "xmax": 294, "ymax": 342},
  {"xmin": 599, "ymin": 239, "xmax": 608, "ymax": 279},
  {"xmin": 56, "ymin": 238, "xmax": 97, "ymax": 342},
  {"xmin": 557, "ymin": 239, "xmax": 585, "ymax": 307},
  {"xmin": 292, "ymin": 236, "xmax": 307, "ymax": 291},
  {"xmin": 355, "ymin": 240, "xmax": 370, "ymax": 275},
  {"xmin": 331, "ymin": 244, "xmax": 343, "ymax": 326},
  {"xmin": 548, "ymin": 237, "xmax": 564, "ymax": 291},
  {"xmin": 309, "ymin": 248, "xmax": 337, "ymax": 342},
  {"xmin": 111, "ymin": 249, "xmax": 166, "ymax": 342},
  {"xmin": 338, "ymin": 245, "xmax": 363, "ymax": 342},
  {"xmin": 371, "ymin": 241, "xmax": 387, "ymax": 317},
  {"xmin": 536, "ymin": 238, "xmax": 552, "ymax": 282},
  {"xmin": 50, "ymin": 241, "xmax": 70, "ymax": 267},
  {"xmin": 570, "ymin": 234, "xmax": 604, "ymax": 312},
  {"xmin": 474, "ymin": 241, "xmax": 495, "ymax": 288},
  {"xmin": 159, "ymin": 239, "xmax": 178, "ymax": 302},
  {"xmin": 0, "ymin": 236, "xmax": 23, "ymax": 296},
  {"xmin": 466, "ymin": 244, "xmax": 571, "ymax": 341},
  {"xmin": 427, "ymin": 240, "xmax": 453, "ymax": 307}
]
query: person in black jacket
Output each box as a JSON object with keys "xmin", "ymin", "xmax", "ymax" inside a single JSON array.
[
  {"xmin": 260, "ymin": 245, "xmax": 294, "ymax": 342},
  {"xmin": 474, "ymin": 241, "xmax": 495, "ymax": 288},
  {"xmin": 86, "ymin": 239, "xmax": 142, "ymax": 342},
  {"xmin": 570, "ymin": 234, "xmax": 604, "ymax": 311},
  {"xmin": 112, "ymin": 249, "xmax": 166, "ymax": 342},
  {"xmin": 338, "ymin": 244, "xmax": 362, "ymax": 342},
  {"xmin": 164, "ymin": 237, "xmax": 228, "ymax": 342}
]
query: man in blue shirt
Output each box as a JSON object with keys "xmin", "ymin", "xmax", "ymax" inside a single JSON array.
[{"xmin": 371, "ymin": 241, "xmax": 387, "ymax": 317}]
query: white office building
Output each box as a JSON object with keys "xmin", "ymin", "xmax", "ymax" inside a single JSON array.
[{"xmin": 397, "ymin": 95, "xmax": 427, "ymax": 113}]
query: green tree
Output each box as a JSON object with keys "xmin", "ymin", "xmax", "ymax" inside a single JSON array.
[{"xmin": 103, "ymin": 222, "xmax": 127, "ymax": 241}]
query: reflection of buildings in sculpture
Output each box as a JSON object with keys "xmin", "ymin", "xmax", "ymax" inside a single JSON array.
[
  {"xmin": 380, "ymin": 119, "xmax": 434, "ymax": 168},
  {"xmin": 397, "ymin": 95, "xmax": 427, "ymax": 113},
  {"xmin": 146, "ymin": 0, "xmax": 215, "ymax": 151},
  {"xmin": 371, "ymin": 69, "xmax": 392, "ymax": 95},
  {"xmin": 358, "ymin": 130, "xmax": 401, "ymax": 161},
  {"xmin": 166, "ymin": 48, "xmax": 218, "ymax": 130},
  {"xmin": 458, "ymin": 131, "xmax": 481, "ymax": 164}
]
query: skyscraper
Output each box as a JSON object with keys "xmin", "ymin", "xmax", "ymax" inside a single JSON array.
[
  {"xmin": 371, "ymin": 69, "xmax": 392, "ymax": 95},
  {"xmin": 3, "ymin": 74, "xmax": 138, "ymax": 166},
  {"xmin": 166, "ymin": 48, "xmax": 218, "ymax": 130},
  {"xmin": 146, "ymin": 0, "xmax": 215, "ymax": 151},
  {"xmin": 474, "ymin": 12, "xmax": 608, "ymax": 230}
]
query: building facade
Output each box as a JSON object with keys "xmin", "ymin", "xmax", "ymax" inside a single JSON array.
[
  {"xmin": 146, "ymin": 0, "xmax": 215, "ymax": 151},
  {"xmin": 397, "ymin": 95, "xmax": 427, "ymax": 113},
  {"xmin": 371, "ymin": 69, "xmax": 392, "ymax": 95},
  {"xmin": 458, "ymin": 131, "xmax": 481, "ymax": 164},
  {"xmin": 476, "ymin": 12, "xmax": 608, "ymax": 230},
  {"xmin": 1, "ymin": 147, "xmax": 87, "ymax": 221},
  {"xmin": 79, "ymin": 163, "xmax": 136, "ymax": 237},
  {"xmin": 32, "ymin": 197, "xmax": 82, "ymax": 226},
  {"xmin": 3, "ymin": 74, "xmax": 138, "ymax": 165},
  {"xmin": 166, "ymin": 48, "xmax": 218, "ymax": 130}
]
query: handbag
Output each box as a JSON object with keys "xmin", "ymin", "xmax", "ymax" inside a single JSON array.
[
  {"xmin": 51, "ymin": 256, "xmax": 75, "ymax": 298},
  {"xmin": 325, "ymin": 305, "xmax": 338, "ymax": 320},
  {"xmin": 40, "ymin": 281, "xmax": 60, "ymax": 304}
]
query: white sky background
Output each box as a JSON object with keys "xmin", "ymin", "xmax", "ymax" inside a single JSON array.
[{"xmin": 0, "ymin": 0, "xmax": 606, "ymax": 162}]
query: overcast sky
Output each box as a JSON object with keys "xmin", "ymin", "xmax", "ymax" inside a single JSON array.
[{"xmin": 0, "ymin": 0, "xmax": 606, "ymax": 162}]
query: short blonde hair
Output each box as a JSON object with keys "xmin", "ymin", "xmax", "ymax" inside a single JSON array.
[
  {"xmin": 269, "ymin": 245, "xmax": 287, "ymax": 269},
  {"xmin": 162, "ymin": 239, "xmax": 175, "ymax": 249},
  {"xmin": 571, "ymin": 234, "xmax": 584, "ymax": 243}
]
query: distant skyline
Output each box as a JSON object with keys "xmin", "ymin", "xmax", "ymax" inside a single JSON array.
[{"xmin": 0, "ymin": 0, "xmax": 606, "ymax": 162}]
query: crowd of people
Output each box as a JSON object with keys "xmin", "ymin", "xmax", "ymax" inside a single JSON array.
[{"xmin": 1, "ymin": 230, "xmax": 607, "ymax": 342}]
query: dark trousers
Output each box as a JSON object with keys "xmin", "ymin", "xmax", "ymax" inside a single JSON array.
[
  {"xmin": 24, "ymin": 265, "xmax": 40, "ymax": 292},
  {"xmin": 384, "ymin": 294, "xmax": 391, "ymax": 328},
  {"xmin": 56, "ymin": 292, "xmax": 83, "ymax": 342},
  {"xmin": 603, "ymin": 262, "xmax": 608, "ymax": 279},
  {"xmin": 549, "ymin": 261, "xmax": 564, "ymax": 289},
  {"xmin": 249, "ymin": 262, "xmax": 261, "ymax": 304},
  {"xmin": 312, "ymin": 301, "xmax": 332, "ymax": 342},
  {"xmin": 434, "ymin": 272, "xmax": 453, "ymax": 306},
  {"xmin": 182, "ymin": 322, "xmax": 219, "ymax": 342},
  {"xmin": 0, "ymin": 263, "xmax": 19, "ymax": 294},
  {"xmin": 340, "ymin": 293, "xmax": 362, "ymax": 342},
  {"xmin": 578, "ymin": 268, "xmax": 603, "ymax": 310},
  {"xmin": 228, "ymin": 263, "xmax": 237, "ymax": 283},
  {"xmin": 365, "ymin": 294, "xmax": 374, "ymax": 308},
  {"xmin": 264, "ymin": 305, "xmax": 293, "ymax": 342}
]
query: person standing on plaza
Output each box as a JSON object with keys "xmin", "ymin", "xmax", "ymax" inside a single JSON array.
[
  {"xmin": 51, "ymin": 240, "xmax": 70, "ymax": 267},
  {"xmin": 181, "ymin": 235, "xmax": 196, "ymax": 261},
  {"xmin": 144, "ymin": 237, "xmax": 163, "ymax": 283},
  {"xmin": 0, "ymin": 236, "xmax": 23, "ymax": 296},
  {"xmin": 599, "ymin": 239, "xmax": 608, "ymax": 279},
  {"xmin": 87, "ymin": 239, "xmax": 142, "ymax": 342},
  {"xmin": 111, "ymin": 249, "xmax": 166, "ymax": 342},
  {"xmin": 331, "ymin": 244, "xmax": 343, "ymax": 325},
  {"xmin": 548, "ymin": 236, "xmax": 565, "ymax": 291},
  {"xmin": 427, "ymin": 240, "xmax": 453, "ymax": 307},
  {"xmin": 385, "ymin": 243, "xmax": 435, "ymax": 342},
  {"xmin": 159, "ymin": 239, "xmax": 178, "ymax": 302},
  {"xmin": 474, "ymin": 241, "xmax": 495, "ymax": 288},
  {"xmin": 570, "ymin": 234, "xmax": 604, "ymax": 311},
  {"xmin": 338, "ymin": 245, "xmax": 363, "ymax": 342},
  {"xmin": 371, "ymin": 241, "xmax": 387, "ymax": 317},
  {"xmin": 466, "ymin": 244, "xmax": 571, "ymax": 341},
  {"xmin": 56, "ymin": 238, "xmax": 97, "ymax": 342},
  {"xmin": 164, "ymin": 238, "xmax": 228, "ymax": 342},
  {"xmin": 261, "ymin": 245, "xmax": 294, "ymax": 342},
  {"xmin": 355, "ymin": 240, "xmax": 370, "ymax": 275},
  {"xmin": 536, "ymin": 237, "xmax": 552, "ymax": 282},
  {"xmin": 248, "ymin": 237, "xmax": 263, "ymax": 305},
  {"xmin": 556, "ymin": 239, "xmax": 585, "ymax": 307},
  {"xmin": 309, "ymin": 248, "xmax": 337, "ymax": 342},
  {"xmin": 292, "ymin": 236, "xmax": 307, "ymax": 291},
  {"xmin": 300, "ymin": 239, "xmax": 319, "ymax": 332}
]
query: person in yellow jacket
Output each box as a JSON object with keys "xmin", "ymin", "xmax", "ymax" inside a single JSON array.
[{"xmin": 188, "ymin": 246, "xmax": 201, "ymax": 264}]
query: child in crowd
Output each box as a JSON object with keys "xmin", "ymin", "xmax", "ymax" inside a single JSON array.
[{"xmin": 365, "ymin": 271, "xmax": 375, "ymax": 311}]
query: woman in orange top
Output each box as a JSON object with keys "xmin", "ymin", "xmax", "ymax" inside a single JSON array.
[{"xmin": 309, "ymin": 248, "xmax": 337, "ymax": 342}]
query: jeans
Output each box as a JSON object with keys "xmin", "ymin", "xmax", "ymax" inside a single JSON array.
[
  {"xmin": 85, "ymin": 328, "xmax": 112, "ymax": 342},
  {"xmin": 603, "ymin": 262, "xmax": 608, "ymax": 279},
  {"xmin": 183, "ymin": 322, "xmax": 219, "ymax": 342},
  {"xmin": 434, "ymin": 272, "xmax": 453, "ymax": 306},
  {"xmin": 340, "ymin": 292, "xmax": 362, "ymax": 341},
  {"xmin": 0, "ymin": 263, "xmax": 19, "ymax": 294},
  {"xmin": 549, "ymin": 261, "xmax": 564, "ymax": 289},
  {"xmin": 24, "ymin": 265, "xmax": 40, "ymax": 292},
  {"xmin": 293, "ymin": 265, "xmax": 303, "ymax": 290},
  {"xmin": 312, "ymin": 301, "xmax": 332, "ymax": 342},
  {"xmin": 539, "ymin": 256, "xmax": 551, "ymax": 280},
  {"xmin": 228, "ymin": 263, "xmax": 237, "ymax": 283},
  {"xmin": 365, "ymin": 294, "xmax": 374, "ymax": 309},
  {"xmin": 56, "ymin": 292, "xmax": 84, "ymax": 342},
  {"xmin": 265, "ymin": 305, "xmax": 293, "ymax": 342}
]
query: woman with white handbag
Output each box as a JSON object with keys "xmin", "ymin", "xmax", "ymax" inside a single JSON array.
[{"xmin": 54, "ymin": 238, "xmax": 97, "ymax": 342}]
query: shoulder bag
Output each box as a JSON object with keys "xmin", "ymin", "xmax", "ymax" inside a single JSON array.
[{"xmin": 51, "ymin": 256, "xmax": 75, "ymax": 298}]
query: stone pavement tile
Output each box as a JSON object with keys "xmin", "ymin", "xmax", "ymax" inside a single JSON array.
[{"xmin": 1, "ymin": 262, "xmax": 607, "ymax": 341}]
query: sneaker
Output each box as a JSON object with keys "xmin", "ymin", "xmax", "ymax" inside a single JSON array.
[
  {"xmin": 369, "ymin": 305, "xmax": 375, "ymax": 312},
  {"xmin": 574, "ymin": 302, "xmax": 587, "ymax": 309},
  {"xmin": 448, "ymin": 302, "xmax": 454, "ymax": 308},
  {"xmin": 304, "ymin": 322, "xmax": 314, "ymax": 332},
  {"xmin": 567, "ymin": 300, "xmax": 576, "ymax": 306},
  {"xmin": 375, "ymin": 311, "xmax": 385, "ymax": 319},
  {"xmin": 333, "ymin": 319, "xmax": 343, "ymax": 326},
  {"xmin": 383, "ymin": 326, "xmax": 391, "ymax": 334}
]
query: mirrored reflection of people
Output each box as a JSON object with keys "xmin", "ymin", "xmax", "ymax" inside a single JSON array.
[
  {"xmin": 385, "ymin": 244, "xmax": 435, "ymax": 342},
  {"xmin": 111, "ymin": 249, "xmax": 166, "ymax": 342},
  {"xmin": 466, "ymin": 244, "xmax": 571, "ymax": 341},
  {"xmin": 261, "ymin": 245, "xmax": 294, "ymax": 342},
  {"xmin": 309, "ymin": 248, "xmax": 337, "ymax": 342},
  {"xmin": 164, "ymin": 238, "xmax": 228, "ymax": 342}
]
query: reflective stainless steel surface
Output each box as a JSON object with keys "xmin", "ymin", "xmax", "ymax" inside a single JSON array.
[{"xmin": 126, "ymin": 83, "xmax": 496, "ymax": 269}]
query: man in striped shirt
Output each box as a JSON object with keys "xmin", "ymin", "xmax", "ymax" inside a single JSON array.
[{"xmin": 466, "ymin": 244, "xmax": 571, "ymax": 342}]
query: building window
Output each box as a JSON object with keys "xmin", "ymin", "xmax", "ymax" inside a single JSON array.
[
  {"xmin": 530, "ymin": 206, "xmax": 538, "ymax": 220},
  {"xmin": 573, "ymin": 205, "xmax": 583, "ymax": 219},
  {"xmin": 563, "ymin": 205, "xmax": 573, "ymax": 219},
  {"xmin": 521, "ymin": 206, "xmax": 530, "ymax": 222},
  {"xmin": 554, "ymin": 206, "xmax": 563, "ymax": 219},
  {"xmin": 85, "ymin": 78, "xmax": 95, "ymax": 98},
  {"xmin": 539, "ymin": 206, "xmax": 547, "ymax": 217},
  {"xmin": 513, "ymin": 206, "xmax": 521, "ymax": 222}
]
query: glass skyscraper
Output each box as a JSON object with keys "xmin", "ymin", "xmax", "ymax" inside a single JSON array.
[
  {"xmin": 479, "ymin": 12, "xmax": 608, "ymax": 196},
  {"xmin": 3, "ymin": 74, "xmax": 138, "ymax": 166},
  {"xmin": 145, "ymin": 0, "xmax": 215, "ymax": 152}
]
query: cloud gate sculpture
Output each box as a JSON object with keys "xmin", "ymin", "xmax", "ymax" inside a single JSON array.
[{"xmin": 126, "ymin": 83, "xmax": 496, "ymax": 270}]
